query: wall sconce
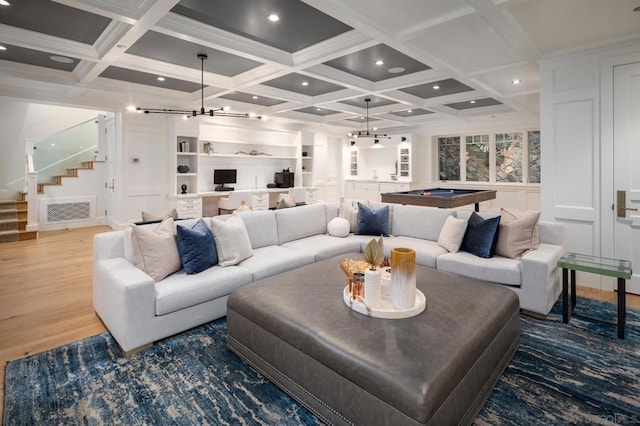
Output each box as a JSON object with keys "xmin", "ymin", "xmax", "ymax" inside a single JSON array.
[
  {"xmin": 401, "ymin": 136, "xmax": 407, "ymax": 142},
  {"xmin": 350, "ymin": 141, "xmax": 356, "ymax": 146},
  {"xmin": 374, "ymin": 139, "xmax": 380, "ymax": 144}
]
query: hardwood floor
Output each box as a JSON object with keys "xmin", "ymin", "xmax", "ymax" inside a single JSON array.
[
  {"xmin": 0, "ymin": 226, "xmax": 109, "ymax": 419},
  {"xmin": 0, "ymin": 226, "xmax": 639, "ymax": 419}
]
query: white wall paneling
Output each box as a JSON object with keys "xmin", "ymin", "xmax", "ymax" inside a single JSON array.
[{"xmin": 540, "ymin": 39, "xmax": 640, "ymax": 290}]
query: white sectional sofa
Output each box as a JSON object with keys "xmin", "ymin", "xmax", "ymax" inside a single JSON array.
[{"xmin": 93, "ymin": 202, "xmax": 564, "ymax": 353}]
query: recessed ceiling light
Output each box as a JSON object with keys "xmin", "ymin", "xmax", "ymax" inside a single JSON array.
[
  {"xmin": 222, "ymin": 106, "xmax": 231, "ymax": 111},
  {"xmin": 126, "ymin": 105, "xmax": 136, "ymax": 112},
  {"xmin": 268, "ymin": 13, "xmax": 279, "ymax": 22},
  {"xmin": 360, "ymin": 116, "xmax": 365, "ymax": 119},
  {"xmin": 116, "ymin": 44, "xmax": 127, "ymax": 50},
  {"xmin": 252, "ymin": 95, "xmax": 259, "ymax": 99},
  {"xmin": 316, "ymin": 108, "xmax": 321, "ymax": 111},
  {"xmin": 432, "ymin": 85, "xmax": 440, "ymax": 90},
  {"xmin": 375, "ymin": 60, "xmax": 384, "ymax": 66},
  {"xmin": 387, "ymin": 67, "xmax": 405, "ymax": 74},
  {"xmin": 372, "ymin": 127, "xmax": 378, "ymax": 131},
  {"xmin": 0, "ymin": 1, "xmax": 11, "ymax": 6},
  {"xmin": 301, "ymin": 81, "xmax": 309, "ymax": 86},
  {"xmin": 0, "ymin": 45, "xmax": 6, "ymax": 51},
  {"xmin": 470, "ymin": 100, "xmax": 476, "ymax": 104},
  {"xmin": 511, "ymin": 79, "xmax": 522, "ymax": 85},
  {"xmin": 407, "ymin": 109, "xmax": 412, "ymax": 113},
  {"xmin": 50, "ymin": 55, "xmax": 73, "ymax": 64},
  {"xmin": 157, "ymin": 76, "xmax": 165, "ymax": 81}
]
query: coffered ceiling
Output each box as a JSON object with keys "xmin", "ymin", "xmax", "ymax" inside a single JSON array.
[{"xmin": 1, "ymin": 0, "xmax": 639, "ymax": 133}]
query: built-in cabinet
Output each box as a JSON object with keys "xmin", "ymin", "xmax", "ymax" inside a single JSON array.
[
  {"xmin": 168, "ymin": 118, "xmax": 332, "ymax": 216},
  {"xmin": 344, "ymin": 180, "xmax": 410, "ymax": 202},
  {"xmin": 175, "ymin": 136, "xmax": 198, "ymax": 195},
  {"xmin": 301, "ymin": 143, "xmax": 314, "ymax": 187}
]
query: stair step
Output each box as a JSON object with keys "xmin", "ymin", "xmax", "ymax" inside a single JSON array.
[
  {"xmin": 0, "ymin": 230, "xmax": 18, "ymax": 243},
  {"xmin": 18, "ymin": 229, "xmax": 38, "ymax": 241}
]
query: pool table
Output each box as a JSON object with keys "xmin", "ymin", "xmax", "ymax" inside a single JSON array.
[{"xmin": 381, "ymin": 188, "xmax": 496, "ymax": 212}]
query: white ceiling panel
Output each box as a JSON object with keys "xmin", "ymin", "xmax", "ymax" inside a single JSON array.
[
  {"xmin": 506, "ymin": 0, "xmax": 640, "ymax": 55},
  {"xmin": 404, "ymin": 13, "xmax": 523, "ymax": 74}
]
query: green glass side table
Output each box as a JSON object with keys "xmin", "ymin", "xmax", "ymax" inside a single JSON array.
[{"xmin": 557, "ymin": 252, "xmax": 632, "ymax": 339}]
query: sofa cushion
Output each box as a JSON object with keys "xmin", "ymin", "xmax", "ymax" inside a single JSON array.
[
  {"xmin": 391, "ymin": 205, "xmax": 455, "ymax": 241},
  {"xmin": 327, "ymin": 217, "xmax": 351, "ymax": 237},
  {"xmin": 239, "ymin": 210, "xmax": 278, "ymax": 249},
  {"xmin": 460, "ymin": 212, "xmax": 501, "ymax": 258},
  {"xmin": 437, "ymin": 215, "xmax": 468, "ymax": 252},
  {"xmin": 176, "ymin": 219, "xmax": 218, "ymax": 274},
  {"xmin": 437, "ymin": 251, "xmax": 522, "ymax": 286},
  {"xmin": 495, "ymin": 209, "xmax": 540, "ymax": 259},
  {"xmin": 339, "ymin": 200, "xmax": 359, "ymax": 232},
  {"xmin": 355, "ymin": 202, "xmax": 389, "ymax": 236},
  {"xmin": 384, "ymin": 236, "xmax": 449, "ymax": 269},
  {"xmin": 210, "ymin": 214, "xmax": 253, "ymax": 267},
  {"xmin": 237, "ymin": 245, "xmax": 315, "ymax": 282},
  {"xmin": 281, "ymin": 234, "xmax": 363, "ymax": 262},
  {"xmin": 131, "ymin": 217, "xmax": 181, "ymax": 282},
  {"xmin": 276, "ymin": 203, "xmax": 327, "ymax": 244},
  {"xmin": 155, "ymin": 265, "xmax": 253, "ymax": 315},
  {"xmin": 141, "ymin": 208, "xmax": 178, "ymax": 222}
]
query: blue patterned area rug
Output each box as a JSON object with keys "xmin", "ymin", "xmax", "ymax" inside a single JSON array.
[{"xmin": 3, "ymin": 297, "xmax": 640, "ymax": 425}]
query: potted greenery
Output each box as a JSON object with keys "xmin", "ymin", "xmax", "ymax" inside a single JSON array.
[{"xmin": 363, "ymin": 236, "xmax": 384, "ymax": 308}]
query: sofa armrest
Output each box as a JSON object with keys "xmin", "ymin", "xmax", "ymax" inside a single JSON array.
[
  {"xmin": 93, "ymin": 257, "xmax": 156, "ymax": 352},
  {"xmin": 519, "ymin": 243, "xmax": 565, "ymax": 315},
  {"xmin": 538, "ymin": 221, "xmax": 565, "ymax": 246}
]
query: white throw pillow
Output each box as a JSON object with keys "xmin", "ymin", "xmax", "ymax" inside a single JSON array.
[
  {"xmin": 327, "ymin": 217, "xmax": 350, "ymax": 238},
  {"xmin": 437, "ymin": 215, "xmax": 468, "ymax": 252},
  {"xmin": 339, "ymin": 201, "xmax": 358, "ymax": 232},
  {"xmin": 210, "ymin": 214, "xmax": 253, "ymax": 266},
  {"xmin": 130, "ymin": 217, "xmax": 181, "ymax": 282}
]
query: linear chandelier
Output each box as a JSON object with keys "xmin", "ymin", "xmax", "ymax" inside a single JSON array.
[
  {"xmin": 134, "ymin": 54, "xmax": 262, "ymax": 119},
  {"xmin": 346, "ymin": 98, "xmax": 389, "ymax": 141}
]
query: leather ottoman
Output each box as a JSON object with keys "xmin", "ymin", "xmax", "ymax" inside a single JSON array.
[{"xmin": 227, "ymin": 253, "xmax": 520, "ymax": 425}]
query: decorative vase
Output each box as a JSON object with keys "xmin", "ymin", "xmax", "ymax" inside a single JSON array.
[
  {"xmin": 177, "ymin": 165, "xmax": 190, "ymax": 173},
  {"xmin": 391, "ymin": 247, "xmax": 416, "ymax": 310},
  {"xmin": 180, "ymin": 184, "xmax": 187, "ymax": 194},
  {"xmin": 364, "ymin": 268, "xmax": 381, "ymax": 308}
]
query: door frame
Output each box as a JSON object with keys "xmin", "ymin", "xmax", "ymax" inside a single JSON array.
[{"xmin": 600, "ymin": 51, "xmax": 640, "ymax": 291}]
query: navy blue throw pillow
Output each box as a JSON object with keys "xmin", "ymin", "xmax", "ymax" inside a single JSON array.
[
  {"xmin": 176, "ymin": 219, "xmax": 218, "ymax": 274},
  {"xmin": 461, "ymin": 212, "xmax": 501, "ymax": 258},
  {"xmin": 355, "ymin": 202, "xmax": 389, "ymax": 236}
]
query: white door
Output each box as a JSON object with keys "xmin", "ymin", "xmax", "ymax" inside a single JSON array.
[
  {"xmin": 105, "ymin": 116, "xmax": 117, "ymax": 228},
  {"xmin": 614, "ymin": 62, "xmax": 640, "ymax": 295}
]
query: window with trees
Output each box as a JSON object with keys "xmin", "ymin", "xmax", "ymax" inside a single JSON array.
[
  {"xmin": 437, "ymin": 130, "xmax": 540, "ymax": 184},
  {"xmin": 466, "ymin": 134, "xmax": 490, "ymax": 182},
  {"xmin": 438, "ymin": 136, "xmax": 460, "ymax": 181}
]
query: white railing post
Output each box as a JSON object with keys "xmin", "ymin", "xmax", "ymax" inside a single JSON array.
[{"xmin": 25, "ymin": 139, "xmax": 38, "ymax": 232}]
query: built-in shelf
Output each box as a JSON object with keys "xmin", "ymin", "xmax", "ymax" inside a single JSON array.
[
  {"xmin": 200, "ymin": 153, "xmax": 297, "ymax": 160},
  {"xmin": 177, "ymin": 152, "xmax": 198, "ymax": 156},
  {"xmin": 176, "ymin": 173, "xmax": 197, "ymax": 177}
]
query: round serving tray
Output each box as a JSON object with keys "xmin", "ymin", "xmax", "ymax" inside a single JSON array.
[{"xmin": 343, "ymin": 286, "xmax": 426, "ymax": 319}]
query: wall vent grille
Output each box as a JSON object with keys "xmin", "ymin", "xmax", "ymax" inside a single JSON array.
[{"xmin": 47, "ymin": 202, "xmax": 91, "ymax": 222}]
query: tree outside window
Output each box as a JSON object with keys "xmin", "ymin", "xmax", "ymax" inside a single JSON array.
[
  {"xmin": 495, "ymin": 132, "xmax": 523, "ymax": 183},
  {"xmin": 438, "ymin": 137, "xmax": 460, "ymax": 181},
  {"xmin": 466, "ymin": 134, "xmax": 489, "ymax": 182},
  {"xmin": 528, "ymin": 130, "xmax": 541, "ymax": 183}
]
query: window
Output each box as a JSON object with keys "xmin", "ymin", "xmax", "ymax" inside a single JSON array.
[
  {"xmin": 438, "ymin": 137, "xmax": 460, "ymax": 180},
  {"xmin": 528, "ymin": 130, "xmax": 540, "ymax": 183},
  {"xmin": 495, "ymin": 132, "xmax": 523, "ymax": 183},
  {"xmin": 466, "ymin": 134, "xmax": 489, "ymax": 182},
  {"xmin": 436, "ymin": 129, "xmax": 540, "ymax": 184}
]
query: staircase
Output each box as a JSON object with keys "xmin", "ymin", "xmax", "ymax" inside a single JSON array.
[
  {"xmin": 0, "ymin": 197, "xmax": 37, "ymax": 243},
  {"xmin": 36, "ymin": 160, "xmax": 102, "ymax": 194}
]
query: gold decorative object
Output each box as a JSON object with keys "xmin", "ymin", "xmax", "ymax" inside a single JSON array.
[{"xmin": 391, "ymin": 247, "xmax": 416, "ymax": 309}]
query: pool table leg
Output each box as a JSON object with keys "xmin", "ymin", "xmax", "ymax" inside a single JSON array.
[{"xmin": 474, "ymin": 202, "xmax": 479, "ymax": 212}]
